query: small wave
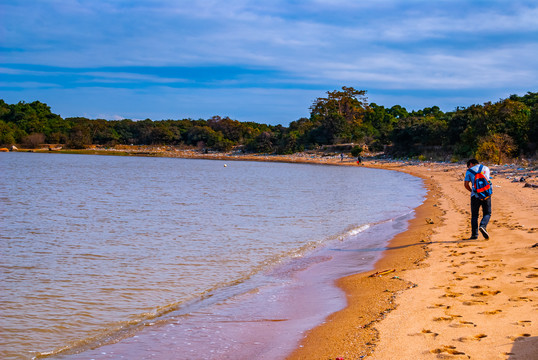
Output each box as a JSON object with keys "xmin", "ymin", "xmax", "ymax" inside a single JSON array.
[
  {"xmin": 31, "ymin": 222, "xmax": 385, "ymax": 359},
  {"xmin": 346, "ymin": 224, "xmax": 370, "ymax": 237}
]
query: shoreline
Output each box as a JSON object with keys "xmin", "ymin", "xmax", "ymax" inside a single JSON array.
[
  {"xmin": 287, "ymin": 162, "xmax": 443, "ymax": 359},
  {"xmin": 7, "ymin": 149, "xmax": 538, "ymax": 358}
]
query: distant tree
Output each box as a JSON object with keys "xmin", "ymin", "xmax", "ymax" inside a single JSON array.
[
  {"xmin": 387, "ymin": 105, "xmax": 409, "ymax": 119},
  {"xmin": 528, "ymin": 103, "xmax": 538, "ymax": 153},
  {"xmin": 67, "ymin": 119, "xmax": 92, "ymax": 149},
  {"xmin": 112, "ymin": 119, "xmax": 136, "ymax": 144},
  {"xmin": 275, "ymin": 130, "xmax": 302, "ymax": 154},
  {"xmin": 185, "ymin": 125, "xmax": 231, "ymax": 151},
  {"xmin": 22, "ymin": 133, "xmax": 45, "ymax": 148},
  {"xmin": 363, "ymin": 103, "xmax": 399, "ymax": 145},
  {"xmin": 0, "ymin": 100, "xmax": 11, "ymax": 120},
  {"xmin": 0, "ymin": 120, "xmax": 16, "ymax": 146},
  {"xmin": 133, "ymin": 119, "xmax": 155, "ymax": 145},
  {"xmin": 456, "ymin": 99, "xmax": 530, "ymax": 156},
  {"xmin": 207, "ymin": 116, "xmax": 245, "ymax": 143},
  {"xmin": 309, "ymin": 87, "xmax": 369, "ymax": 144},
  {"xmin": 390, "ymin": 115, "xmax": 448, "ymax": 155},
  {"xmin": 248, "ymin": 131, "xmax": 275, "ymax": 153}
]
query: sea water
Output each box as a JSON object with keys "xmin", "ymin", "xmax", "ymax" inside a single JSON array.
[{"xmin": 0, "ymin": 152, "xmax": 425, "ymax": 359}]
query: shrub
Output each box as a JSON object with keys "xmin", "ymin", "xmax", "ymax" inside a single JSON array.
[
  {"xmin": 22, "ymin": 133, "xmax": 45, "ymax": 149},
  {"xmin": 350, "ymin": 145, "xmax": 363, "ymax": 157},
  {"xmin": 475, "ymin": 134, "xmax": 515, "ymax": 164}
]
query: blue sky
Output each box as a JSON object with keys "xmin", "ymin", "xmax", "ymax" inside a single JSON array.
[{"xmin": 1, "ymin": 0, "xmax": 537, "ymax": 125}]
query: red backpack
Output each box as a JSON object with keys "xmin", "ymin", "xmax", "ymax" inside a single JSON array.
[{"xmin": 468, "ymin": 165, "xmax": 492, "ymax": 200}]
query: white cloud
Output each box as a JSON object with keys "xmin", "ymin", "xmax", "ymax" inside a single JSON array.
[
  {"xmin": 82, "ymin": 72, "xmax": 188, "ymax": 84},
  {"xmin": 2, "ymin": 0, "xmax": 537, "ymax": 122}
]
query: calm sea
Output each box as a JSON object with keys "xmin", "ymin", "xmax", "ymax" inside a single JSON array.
[{"xmin": 0, "ymin": 153, "xmax": 425, "ymax": 359}]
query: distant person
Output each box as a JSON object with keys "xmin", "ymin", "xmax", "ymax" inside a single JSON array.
[
  {"xmin": 464, "ymin": 159, "xmax": 492, "ymax": 239},
  {"xmin": 357, "ymin": 155, "xmax": 362, "ymax": 165},
  {"xmin": 340, "ymin": 153, "xmax": 344, "ymax": 162}
]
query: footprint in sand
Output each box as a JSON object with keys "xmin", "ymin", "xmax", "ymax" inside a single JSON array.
[
  {"xmin": 463, "ymin": 299, "xmax": 488, "ymax": 306},
  {"xmin": 508, "ymin": 334, "xmax": 532, "ymax": 341},
  {"xmin": 430, "ymin": 345, "xmax": 466, "ymax": 356},
  {"xmin": 456, "ymin": 333, "xmax": 488, "ymax": 342},
  {"xmin": 409, "ymin": 329, "xmax": 439, "ymax": 338},
  {"xmin": 509, "ymin": 296, "xmax": 531, "ymax": 302},
  {"xmin": 515, "ymin": 320, "xmax": 532, "ymax": 327},
  {"xmin": 433, "ymin": 316, "xmax": 453, "ymax": 322},
  {"xmin": 457, "ymin": 243, "xmax": 474, "ymax": 249},
  {"xmin": 428, "ymin": 303, "xmax": 451, "ymax": 309},
  {"xmin": 442, "ymin": 290, "xmax": 464, "ymax": 298},
  {"xmin": 479, "ymin": 309, "xmax": 502, "ymax": 315},
  {"xmin": 422, "ymin": 329, "xmax": 439, "ymax": 337},
  {"xmin": 446, "ymin": 314, "xmax": 463, "ymax": 320},
  {"xmin": 465, "ymin": 271, "xmax": 481, "ymax": 275},
  {"xmin": 450, "ymin": 320, "xmax": 476, "ymax": 328},
  {"xmin": 485, "ymin": 259, "xmax": 505, "ymax": 264},
  {"xmin": 472, "ymin": 290, "xmax": 501, "ymax": 297}
]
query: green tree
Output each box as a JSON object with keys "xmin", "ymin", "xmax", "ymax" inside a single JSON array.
[
  {"xmin": 0, "ymin": 120, "xmax": 16, "ymax": 146},
  {"xmin": 390, "ymin": 116, "xmax": 448, "ymax": 155},
  {"xmin": 66, "ymin": 118, "xmax": 92, "ymax": 148},
  {"xmin": 186, "ymin": 125, "xmax": 223, "ymax": 149},
  {"xmin": 248, "ymin": 131, "xmax": 275, "ymax": 153},
  {"xmin": 309, "ymin": 87, "xmax": 369, "ymax": 144}
]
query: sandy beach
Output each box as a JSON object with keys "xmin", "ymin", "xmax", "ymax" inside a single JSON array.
[
  {"xmin": 287, "ymin": 159, "xmax": 538, "ymax": 360},
  {"xmin": 23, "ymin": 147, "xmax": 538, "ymax": 358}
]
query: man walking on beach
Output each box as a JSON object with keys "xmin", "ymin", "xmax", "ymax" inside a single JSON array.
[{"xmin": 464, "ymin": 159, "xmax": 492, "ymax": 239}]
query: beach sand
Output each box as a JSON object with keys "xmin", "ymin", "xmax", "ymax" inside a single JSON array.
[{"xmin": 287, "ymin": 160, "xmax": 538, "ymax": 360}]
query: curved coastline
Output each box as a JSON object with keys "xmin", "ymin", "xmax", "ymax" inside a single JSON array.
[
  {"xmin": 9, "ymin": 149, "xmax": 443, "ymax": 358},
  {"xmin": 9, "ymin": 149, "xmax": 537, "ymax": 358},
  {"xmin": 286, "ymin": 162, "xmax": 441, "ymax": 359}
]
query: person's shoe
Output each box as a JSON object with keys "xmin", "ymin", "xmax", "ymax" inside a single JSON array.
[
  {"xmin": 467, "ymin": 235, "xmax": 478, "ymax": 240},
  {"xmin": 479, "ymin": 226, "xmax": 489, "ymax": 239}
]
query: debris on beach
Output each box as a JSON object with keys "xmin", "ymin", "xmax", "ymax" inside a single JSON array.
[{"xmin": 369, "ymin": 269, "xmax": 396, "ymax": 277}]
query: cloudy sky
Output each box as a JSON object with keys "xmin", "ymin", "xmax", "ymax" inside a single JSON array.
[{"xmin": 1, "ymin": 0, "xmax": 537, "ymax": 125}]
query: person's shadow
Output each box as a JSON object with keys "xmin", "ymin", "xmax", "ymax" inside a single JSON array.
[{"xmin": 508, "ymin": 336, "xmax": 538, "ymax": 359}]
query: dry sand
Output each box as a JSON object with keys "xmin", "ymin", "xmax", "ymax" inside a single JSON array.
[{"xmin": 287, "ymin": 159, "xmax": 538, "ymax": 360}]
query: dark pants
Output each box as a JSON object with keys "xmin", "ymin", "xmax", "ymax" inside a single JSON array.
[{"xmin": 471, "ymin": 196, "xmax": 491, "ymax": 236}]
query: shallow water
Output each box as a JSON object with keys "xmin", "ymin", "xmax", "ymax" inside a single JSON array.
[{"xmin": 0, "ymin": 153, "xmax": 425, "ymax": 359}]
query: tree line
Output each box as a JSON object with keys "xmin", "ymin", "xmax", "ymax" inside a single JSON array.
[{"xmin": 1, "ymin": 88, "xmax": 537, "ymax": 163}]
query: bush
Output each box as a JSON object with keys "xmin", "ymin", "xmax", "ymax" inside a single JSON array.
[
  {"xmin": 22, "ymin": 133, "xmax": 45, "ymax": 149},
  {"xmin": 350, "ymin": 145, "xmax": 363, "ymax": 157},
  {"xmin": 475, "ymin": 134, "xmax": 515, "ymax": 164}
]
